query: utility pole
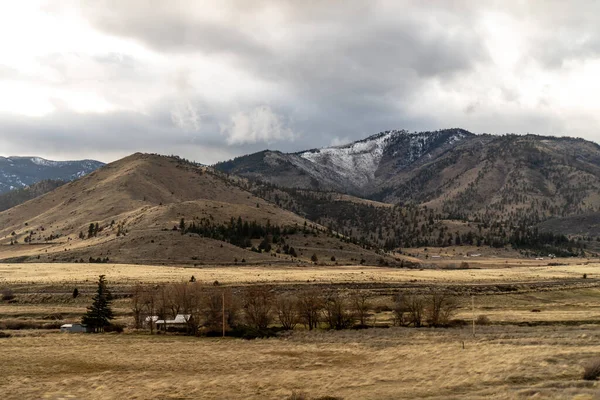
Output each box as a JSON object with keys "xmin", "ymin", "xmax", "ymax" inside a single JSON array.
[{"xmin": 222, "ymin": 291, "xmax": 225, "ymax": 338}]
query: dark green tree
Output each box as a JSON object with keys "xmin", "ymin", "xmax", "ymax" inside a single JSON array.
[
  {"xmin": 82, "ymin": 275, "xmax": 114, "ymax": 332},
  {"xmin": 88, "ymin": 223, "xmax": 95, "ymax": 239},
  {"xmin": 179, "ymin": 218, "xmax": 186, "ymax": 234}
]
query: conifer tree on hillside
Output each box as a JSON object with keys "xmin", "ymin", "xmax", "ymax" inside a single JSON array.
[{"xmin": 82, "ymin": 275, "xmax": 114, "ymax": 333}]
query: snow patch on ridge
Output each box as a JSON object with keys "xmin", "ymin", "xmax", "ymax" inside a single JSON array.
[{"xmin": 299, "ymin": 131, "xmax": 398, "ymax": 187}]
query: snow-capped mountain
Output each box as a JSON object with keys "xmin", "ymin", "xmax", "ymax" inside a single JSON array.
[
  {"xmin": 215, "ymin": 128, "xmax": 472, "ymax": 195},
  {"xmin": 297, "ymin": 129, "xmax": 471, "ymax": 188},
  {"xmin": 0, "ymin": 156, "xmax": 105, "ymax": 194}
]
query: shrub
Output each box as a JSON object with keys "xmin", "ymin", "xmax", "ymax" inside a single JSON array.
[
  {"xmin": 1, "ymin": 288, "xmax": 15, "ymax": 302},
  {"xmin": 0, "ymin": 331, "xmax": 11, "ymax": 338},
  {"xmin": 583, "ymin": 358, "xmax": 600, "ymax": 380},
  {"xmin": 476, "ymin": 315, "xmax": 491, "ymax": 325},
  {"xmin": 104, "ymin": 323, "xmax": 124, "ymax": 333}
]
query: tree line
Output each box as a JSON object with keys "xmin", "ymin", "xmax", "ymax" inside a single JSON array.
[{"xmin": 128, "ymin": 281, "xmax": 461, "ymax": 337}]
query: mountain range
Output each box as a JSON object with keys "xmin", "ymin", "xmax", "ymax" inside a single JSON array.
[
  {"xmin": 216, "ymin": 129, "xmax": 600, "ymax": 223},
  {"xmin": 0, "ymin": 156, "xmax": 104, "ymax": 194},
  {"xmin": 3, "ymin": 128, "xmax": 600, "ymax": 263}
]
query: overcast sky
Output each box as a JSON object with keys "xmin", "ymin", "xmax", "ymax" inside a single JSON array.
[{"xmin": 1, "ymin": 1, "xmax": 600, "ymax": 164}]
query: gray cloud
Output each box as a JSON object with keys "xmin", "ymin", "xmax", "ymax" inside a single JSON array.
[{"xmin": 2, "ymin": 1, "xmax": 600, "ymax": 163}]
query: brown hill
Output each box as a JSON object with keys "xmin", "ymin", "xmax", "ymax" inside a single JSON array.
[{"xmin": 0, "ymin": 153, "xmax": 401, "ymax": 266}]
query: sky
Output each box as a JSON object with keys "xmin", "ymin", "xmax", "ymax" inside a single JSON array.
[{"xmin": 1, "ymin": 1, "xmax": 600, "ymax": 164}]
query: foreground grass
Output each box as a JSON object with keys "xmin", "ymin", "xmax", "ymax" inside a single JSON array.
[{"xmin": 1, "ymin": 326, "xmax": 599, "ymax": 399}]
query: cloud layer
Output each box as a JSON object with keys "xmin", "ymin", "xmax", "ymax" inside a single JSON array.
[{"xmin": 1, "ymin": 1, "xmax": 600, "ymax": 163}]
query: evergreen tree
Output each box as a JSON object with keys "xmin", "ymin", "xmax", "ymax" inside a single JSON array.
[
  {"xmin": 82, "ymin": 275, "xmax": 114, "ymax": 333},
  {"xmin": 88, "ymin": 223, "xmax": 95, "ymax": 239}
]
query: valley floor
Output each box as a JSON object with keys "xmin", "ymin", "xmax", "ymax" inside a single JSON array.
[
  {"xmin": 3, "ymin": 260, "xmax": 600, "ymax": 399},
  {"xmin": 2, "ymin": 326, "xmax": 600, "ymax": 399}
]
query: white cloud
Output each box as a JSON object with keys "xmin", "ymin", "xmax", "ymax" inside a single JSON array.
[
  {"xmin": 222, "ymin": 106, "xmax": 295, "ymax": 145},
  {"xmin": 330, "ymin": 136, "xmax": 351, "ymax": 147},
  {"xmin": 170, "ymin": 100, "xmax": 202, "ymax": 132}
]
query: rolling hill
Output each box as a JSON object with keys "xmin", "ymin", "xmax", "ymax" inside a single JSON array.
[{"xmin": 0, "ymin": 153, "xmax": 401, "ymax": 267}]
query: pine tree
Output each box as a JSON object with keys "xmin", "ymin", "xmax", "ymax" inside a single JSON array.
[{"xmin": 82, "ymin": 275, "xmax": 114, "ymax": 333}]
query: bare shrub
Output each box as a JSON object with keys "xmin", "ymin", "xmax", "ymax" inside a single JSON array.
[
  {"xmin": 476, "ymin": 315, "xmax": 491, "ymax": 326},
  {"xmin": 296, "ymin": 289, "xmax": 323, "ymax": 330},
  {"xmin": 275, "ymin": 294, "xmax": 299, "ymax": 330},
  {"xmin": 583, "ymin": 358, "xmax": 600, "ymax": 380}
]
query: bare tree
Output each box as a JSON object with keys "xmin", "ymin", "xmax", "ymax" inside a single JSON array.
[
  {"xmin": 351, "ymin": 292, "xmax": 370, "ymax": 326},
  {"xmin": 243, "ymin": 286, "xmax": 275, "ymax": 330},
  {"xmin": 202, "ymin": 288, "xmax": 240, "ymax": 334},
  {"xmin": 392, "ymin": 293, "xmax": 409, "ymax": 327},
  {"xmin": 131, "ymin": 284, "xmax": 145, "ymax": 329},
  {"xmin": 405, "ymin": 294, "xmax": 425, "ymax": 327},
  {"xmin": 324, "ymin": 292, "xmax": 355, "ymax": 330},
  {"xmin": 275, "ymin": 293, "xmax": 299, "ymax": 330},
  {"xmin": 296, "ymin": 289, "xmax": 323, "ymax": 330},
  {"xmin": 426, "ymin": 291, "xmax": 459, "ymax": 327},
  {"xmin": 142, "ymin": 285, "xmax": 158, "ymax": 334}
]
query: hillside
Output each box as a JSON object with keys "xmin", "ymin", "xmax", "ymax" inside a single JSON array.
[
  {"xmin": 0, "ymin": 179, "xmax": 66, "ymax": 212},
  {"xmin": 214, "ymin": 130, "xmax": 600, "ymax": 256},
  {"xmin": 0, "ymin": 156, "xmax": 103, "ymax": 194},
  {"xmin": 216, "ymin": 130, "xmax": 600, "ymax": 225},
  {"xmin": 0, "ymin": 153, "xmax": 401, "ymax": 267}
]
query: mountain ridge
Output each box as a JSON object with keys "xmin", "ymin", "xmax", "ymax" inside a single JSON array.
[{"xmin": 0, "ymin": 156, "xmax": 104, "ymax": 194}]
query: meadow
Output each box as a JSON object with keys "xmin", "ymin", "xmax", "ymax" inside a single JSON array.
[
  {"xmin": 2, "ymin": 326, "xmax": 600, "ymax": 399},
  {"xmin": 3, "ymin": 260, "xmax": 600, "ymax": 399}
]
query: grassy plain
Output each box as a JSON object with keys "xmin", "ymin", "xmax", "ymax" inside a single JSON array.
[
  {"xmin": 2, "ymin": 327, "xmax": 600, "ymax": 399},
  {"xmin": 3, "ymin": 260, "xmax": 600, "ymax": 399},
  {"xmin": 1, "ymin": 260, "xmax": 600, "ymax": 284}
]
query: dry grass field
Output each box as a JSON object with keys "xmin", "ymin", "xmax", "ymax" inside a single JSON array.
[
  {"xmin": 1, "ymin": 260, "xmax": 600, "ymax": 284},
  {"xmin": 2, "ymin": 327, "xmax": 600, "ymax": 399},
  {"xmin": 4, "ymin": 260, "xmax": 600, "ymax": 399}
]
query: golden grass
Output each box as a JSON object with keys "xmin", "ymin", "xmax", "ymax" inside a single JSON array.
[
  {"xmin": 1, "ymin": 261, "xmax": 600, "ymax": 285},
  {"xmin": 1, "ymin": 326, "xmax": 600, "ymax": 399}
]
